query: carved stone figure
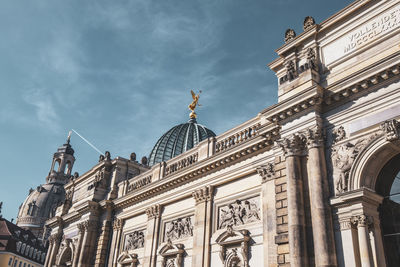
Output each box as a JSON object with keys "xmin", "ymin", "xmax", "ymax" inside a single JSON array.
[
  {"xmin": 380, "ymin": 119, "xmax": 400, "ymax": 141},
  {"xmin": 303, "ymin": 16, "xmax": 316, "ymax": 31},
  {"xmin": 332, "ymin": 126, "xmax": 346, "ymax": 143},
  {"xmin": 105, "ymin": 151, "xmax": 111, "ymax": 161},
  {"xmin": 130, "ymin": 152, "xmax": 137, "ymax": 161},
  {"xmin": 284, "ymin": 28, "xmax": 296, "ymax": 43},
  {"xmin": 218, "ymin": 196, "xmax": 260, "ymax": 229},
  {"xmin": 124, "ymin": 230, "xmax": 145, "ymax": 251},
  {"xmin": 164, "ymin": 216, "xmax": 193, "ymax": 241},
  {"xmin": 141, "ymin": 156, "xmax": 148, "ymax": 165},
  {"xmin": 306, "ymin": 48, "xmax": 317, "ymax": 70},
  {"xmin": 285, "ymin": 60, "xmax": 296, "ymax": 81}
]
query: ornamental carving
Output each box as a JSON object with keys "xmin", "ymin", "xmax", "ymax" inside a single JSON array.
[
  {"xmin": 159, "ymin": 240, "xmax": 185, "ymax": 267},
  {"xmin": 117, "ymin": 251, "xmax": 138, "ymax": 267},
  {"xmin": 332, "ymin": 126, "xmax": 346, "ymax": 144},
  {"xmin": 113, "ymin": 218, "xmax": 124, "ymax": 230},
  {"xmin": 332, "ymin": 133, "xmax": 379, "ymax": 194},
  {"xmin": 380, "ymin": 119, "xmax": 400, "ymax": 141},
  {"xmin": 124, "ymin": 230, "xmax": 145, "ymax": 251},
  {"xmin": 216, "ymin": 226, "xmax": 250, "ymax": 267},
  {"xmin": 218, "ymin": 196, "xmax": 260, "ymax": 229},
  {"xmin": 87, "ymin": 167, "xmax": 108, "ymax": 190},
  {"xmin": 192, "ymin": 185, "xmax": 213, "ymax": 203},
  {"xmin": 305, "ymin": 127, "xmax": 324, "ymax": 148},
  {"xmin": 257, "ymin": 162, "xmax": 275, "ymax": 182},
  {"xmin": 351, "ymin": 215, "xmax": 372, "ymax": 228},
  {"xmin": 306, "ymin": 47, "xmax": 317, "ymax": 71},
  {"xmin": 279, "ymin": 134, "xmax": 306, "ymax": 157},
  {"xmin": 146, "ymin": 205, "xmax": 161, "ymax": 219},
  {"xmin": 303, "ymin": 16, "xmax": 316, "ymax": 31},
  {"xmin": 284, "ymin": 28, "xmax": 296, "ymax": 43},
  {"xmin": 163, "ymin": 216, "xmax": 193, "ymax": 242}
]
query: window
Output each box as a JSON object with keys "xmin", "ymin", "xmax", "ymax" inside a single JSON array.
[
  {"xmin": 23, "ymin": 263, "xmax": 26, "ymax": 267},
  {"xmin": 13, "ymin": 260, "xmax": 17, "ymax": 267},
  {"xmin": 18, "ymin": 261, "xmax": 21, "ymax": 267},
  {"xmin": 8, "ymin": 257, "xmax": 12, "ymax": 266}
]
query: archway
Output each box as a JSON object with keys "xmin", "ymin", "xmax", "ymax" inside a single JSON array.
[
  {"xmin": 375, "ymin": 153, "xmax": 400, "ymax": 266},
  {"xmin": 57, "ymin": 246, "xmax": 73, "ymax": 267}
]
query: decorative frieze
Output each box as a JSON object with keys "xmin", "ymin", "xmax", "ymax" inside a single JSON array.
[
  {"xmin": 163, "ymin": 215, "xmax": 194, "ymax": 242},
  {"xmin": 380, "ymin": 119, "xmax": 400, "ymax": 141},
  {"xmin": 124, "ymin": 230, "xmax": 145, "ymax": 251},
  {"xmin": 256, "ymin": 162, "xmax": 275, "ymax": 183},
  {"xmin": 218, "ymin": 196, "xmax": 261, "ymax": 229},
  {"xmin": 146, "ymin": 205, "xmax": 162, "ymax": 219}
]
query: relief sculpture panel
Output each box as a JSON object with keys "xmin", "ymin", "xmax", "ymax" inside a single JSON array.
[
  {"xmin": 124, "ymin": 230, "xmax": 145, "ymax": 251},
  {"xmin": 163, "ymin": 216, "xmax": 194, "ymax": 242},
  {"xmin": 218, "ymin": 196, "xmax": 260, "ymax": 229}
]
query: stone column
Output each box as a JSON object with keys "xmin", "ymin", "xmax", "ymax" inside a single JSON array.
[
  {"xmin": 48, "ymin": 233, "xmax": 63, "ymax": 267},
  {"xmin": 77, "ymin": 220, "xmax": 98, "ymax": 267},
  {"xmin": 143, "ymin": 205, "xmax": 162, "ymax": 267},
  {"xmin": 257, "ymin": 162, "xmax": 278, "ymax": 266},
  {"xmin": 352, "ymin": 215, "xmax": 373, "ymax": 267},
  {"xmin": 95, "ymin": 202, "xmax": 114, "ymax": 267},
  {"xmin": 44, "ymin": 236, "xmax": 55, "ymax": 267},
  {"xmin": 192, "ymin": 185, "xmax": 213, "ymax": 267},
  {"xmin": 73, "ymin": 223, "xmax": 85, "ymax": 267},
  {"xmin": 280, "ymin": 134, "xmax": 308, "ymax": 267},
  {"xmin": 305, "ymin": 128, "xmax": 337, "ymax": 267},
  {"xmin": 109, "ymin": 218, "xmax": 124, "ymax": 267}
]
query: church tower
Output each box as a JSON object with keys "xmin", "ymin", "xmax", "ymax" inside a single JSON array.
[{"xmin": 16, "ymin": 134, "xmax": 76, "ymax": 238}]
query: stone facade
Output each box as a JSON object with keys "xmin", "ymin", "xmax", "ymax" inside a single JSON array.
[{"xmin": 42, "ymin": 1, "xmax": 400, "ymax": 267}]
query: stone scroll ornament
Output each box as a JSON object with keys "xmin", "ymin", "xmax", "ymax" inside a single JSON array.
[
  {"xmin": 124, "ymin": 230, "xmax": 145, "ymax": 251},
  {"xmin": 218, "ymin": 196, "xmax": 260, "ymax": 229},
  {"xmin": 164, "ymin": 216, "xmax": 194, "ymax": 242}
]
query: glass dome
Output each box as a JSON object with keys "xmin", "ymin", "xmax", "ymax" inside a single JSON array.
[{"xmin": 148, "ymin": 118, "xmax": 215, "ymax": 166}]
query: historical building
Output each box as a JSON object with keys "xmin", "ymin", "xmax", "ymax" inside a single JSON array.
[
  {"xmin": 29, "ymin": 0, "xmax": 400, "ymax": 266},
  {"xmin": 17, "ymin": 136, "xmax": 76, "ymax": 239},
  {"xmin": 0, "ymin": 217, "xmax": 47, "ymax": 267}
]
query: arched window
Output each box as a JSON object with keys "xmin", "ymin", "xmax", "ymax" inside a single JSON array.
[
  {"xmin": 16, "ymin": 241, "xmax": 22, "ymax": 252},
  {"xmin": 21, "ymin": 243, "xmax": 26, "ymax": 254},
  {"xmin": 66, "ymin": 161, "xmax": 71, "ymax": 175},
  {"xmin": 376, "ymin": 153, "xmax": 400, "ymax": 266},
  {"xmin": 25, "ymin": 246, "xmax": 30, "ymax": 256},
  {"xmin": 53, "ymin": 159, "xmax": 60, "ymax": 172}
]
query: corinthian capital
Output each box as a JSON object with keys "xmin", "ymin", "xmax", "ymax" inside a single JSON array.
[
  {"xmin": 192, "ymin": 185, "xmax": 214, "ymax": 203},
  {"xmin": 381, "ymin": 119, "xmax": 400, "ymax": 141},
  {"xmin": 279, "ymin": 134, "xmax": 306, "ymax": 157},
  {"xmin": 305, "ymin": 127, "xmax": 324, "ymax": 148},
  {"xmin": 351, "ymin": 215, "xmax": 372, "ymax": 228},
  {"xmin": 146, "ymin": 204, "xmax": 161, "ymax": 219},
  {"xmin": 257, "ymin": 162, "xmax": 275, "ymax": 183},
  {"xmin": 112, "ymin": 218, "xmax": 124, "ymax": 231}
]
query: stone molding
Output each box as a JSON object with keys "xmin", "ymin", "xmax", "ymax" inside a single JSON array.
[
  {"xmin": 257, "ymin": 162, "xmax": 275, "ymax": 183},
  {"xmin": 279, "ymin": 134, "xmax": 307, "ymax": 157},
  {"xmin": 146, "ymin": 204, "xmax": 162, "ymax": 219},
  {"xmin": 192, "ymin": 185, "xmax": 214, "ymax": 203},
  {"xmin": 216, "ymin": 225, "xmax": 251, "ymax": 267},
  {"xmin": 380, "ymin": 119, "xmax": 400, "ymax": 141}
]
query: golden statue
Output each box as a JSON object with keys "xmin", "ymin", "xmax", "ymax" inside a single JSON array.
[{"xmin": 188, "ymin": 90, "xmax": 202, "ymax": 118}]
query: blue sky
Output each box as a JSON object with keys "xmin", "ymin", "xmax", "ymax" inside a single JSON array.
[{"xmin": 0, "ymin": 0, "xmax": 353, "ymax": 221}]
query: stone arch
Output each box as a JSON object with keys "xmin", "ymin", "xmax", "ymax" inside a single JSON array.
[
  {"xmin": 56, "ymin": 239, "xmax": 74, "ymax": 267},
  {"xmin": 348, "ymin": 135, "xmax": 400, "ymax": 192}
]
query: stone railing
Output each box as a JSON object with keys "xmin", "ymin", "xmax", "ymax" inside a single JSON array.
[
  {"xmin": 164, "ymin": 152, "xmax": 198, "ymax": 177},
  {"xmin": 127, "ymin": 174, "xmax": 152, "ymax": 193},
  {"xmin": 215, "ymin": 122, "xmax": 261, "ymax": 153}
]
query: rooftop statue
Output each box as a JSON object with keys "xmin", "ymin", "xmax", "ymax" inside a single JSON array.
[{"xmin": 188, "ymin": 90, "xmax": 202, "ymax": 119}]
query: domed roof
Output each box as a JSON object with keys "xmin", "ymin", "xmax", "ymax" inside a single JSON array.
[
  {"xmin": 148, "ymin": 118, "xmax": 216, "ymax": 166},
  {"xmin": 17, "ymin": 184, "xmax": 65, "ymax": 236}
]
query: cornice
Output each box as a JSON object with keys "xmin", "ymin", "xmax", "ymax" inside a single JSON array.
[{"xmin": 114, "ymin": 128, "xmax": 279, "ymax": 209}]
